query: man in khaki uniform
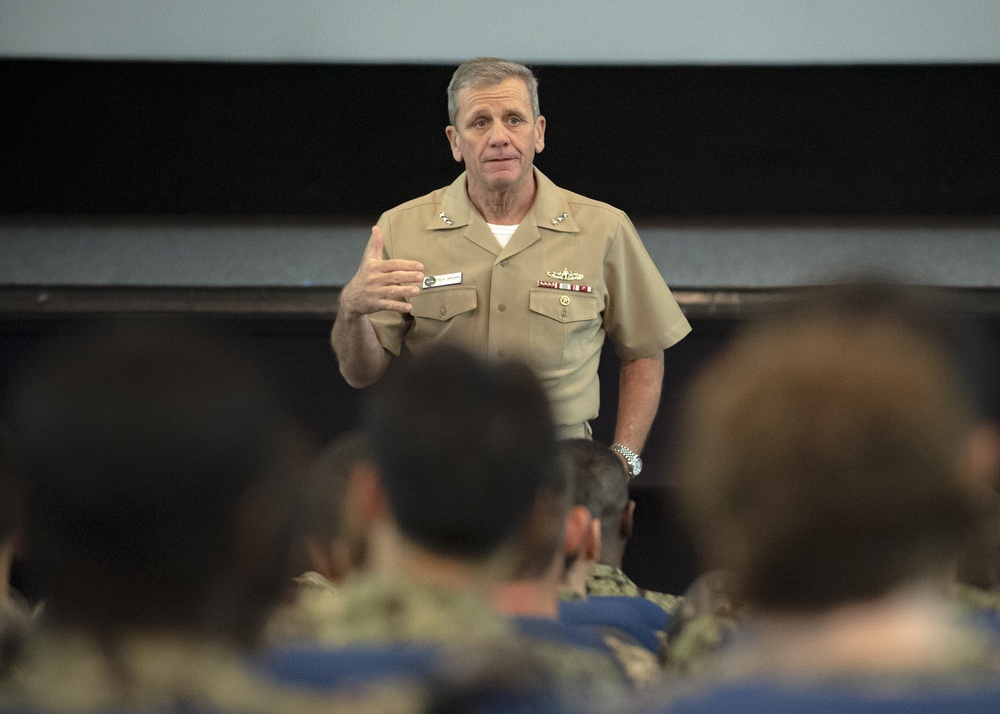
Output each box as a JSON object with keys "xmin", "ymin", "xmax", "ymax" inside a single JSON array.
[{"xmin": 332, "ymin": 57, "xmax": 690, "ymax": 467}]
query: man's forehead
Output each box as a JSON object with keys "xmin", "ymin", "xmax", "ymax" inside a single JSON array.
[{"xmin": 456, "ymin": 78, "xmax": 533, "ymax": 115}]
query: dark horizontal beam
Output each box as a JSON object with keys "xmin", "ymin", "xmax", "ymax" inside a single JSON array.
[{"xmin": 2, "ymin": 286, "xmax": 1000, "ymax": 322}]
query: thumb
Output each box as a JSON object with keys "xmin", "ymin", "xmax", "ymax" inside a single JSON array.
[{"xmin": 368, "ymin": 226, "xmax": 385, "ymax": 261}]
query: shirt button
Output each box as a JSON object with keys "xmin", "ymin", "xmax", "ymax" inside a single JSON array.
[
  {"xmin": 498, "ymin": 304, "xmax": 506, "ymax": 312},
  {"xmin": 499, "ymin": 259, "xmax": 508, "ymax": 267},
  {"xmin": 560, "ymin": 308, "xmax": 569, "ymax": 317},
  {"xmin": 439, "ymin": 307, "xmax": 447, "ymax": 316}
]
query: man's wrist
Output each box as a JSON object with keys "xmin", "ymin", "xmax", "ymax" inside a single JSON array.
[{"xmin": 610, "ymin": 443, "xmax": 643, "ymax": 478}]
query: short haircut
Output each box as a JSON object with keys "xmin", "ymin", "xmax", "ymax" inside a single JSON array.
[
  {"xmin": 676, "ymin": 281, "xmax": 980, "ymax": 613},
  {"xmin": 447, "ymin": 57, "xmax": 540, "ymax": 125},
  {"xmin": 362, "ymin": 345, "xmax": 556, "ymax": 561},
  {"xmin": 559, "ymin": 439, "xmax": 629, "ymax": 538},
  {"xmin": 3, "ymin": 319, "xmax": 310, "ymax": 640},
  {"xmin": 296, "ymin": 430, "xmax": 368, "ymax": 545},
  {"xmin": 507, "ymin": 447, "xmax": 574, "ymax": 580}
]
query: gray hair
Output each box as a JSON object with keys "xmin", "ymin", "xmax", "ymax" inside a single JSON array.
[{"xmin": 447, "ymin": 57, "xmax": 540, "ymax": 125}]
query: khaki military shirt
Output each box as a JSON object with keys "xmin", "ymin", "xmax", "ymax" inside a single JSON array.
[{"xmin": 366, "ymin": 169, "xmax": 691, "ymax": 433}]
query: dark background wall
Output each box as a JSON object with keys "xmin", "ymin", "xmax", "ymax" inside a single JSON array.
[
  {"xmin": 3, "ymin": 57, "xmax": 1000, "ymax": 595},
  {"xmin": 3, "ymin": 60, "xmax": 1000, "ymax": 219}
]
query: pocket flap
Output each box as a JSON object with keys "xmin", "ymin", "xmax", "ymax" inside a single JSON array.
[
  {"xmin": 529, "ymin": 289, "xmax": 600, "ymax": 324},
  {"xmin": 409, "ymin": 286, "xmax": 478, "ymax": 321}
]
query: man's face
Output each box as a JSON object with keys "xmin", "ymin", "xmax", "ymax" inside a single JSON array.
[{"xmin": 446, "ymin": 77, "xmax": 546, "ymax": 196}]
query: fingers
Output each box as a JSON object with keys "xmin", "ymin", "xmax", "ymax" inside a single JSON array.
[
  {"xmin": 344, "ymin": 226, "xmax": 424, "ymax": 317},
  {"xmin": 368, "ymin": 226, "xmax": 385, "ymax": 260},
  {"xmin": 367, "ymin": 226, "xmax": 424, "ymax": 273}
]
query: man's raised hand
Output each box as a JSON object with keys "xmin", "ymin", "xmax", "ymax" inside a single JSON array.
[{"xmin": 339, "ymin": 226, "xmax": 425, "ymax": 317}]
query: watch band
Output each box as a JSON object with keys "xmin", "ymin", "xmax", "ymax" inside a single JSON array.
[{"xmin": 610, "ymin": 443, "xmax": 642, "ymax": 478}]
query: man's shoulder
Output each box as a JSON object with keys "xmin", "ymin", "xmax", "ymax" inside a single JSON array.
[
  {"xmin": 586, "ymin": 565, "xmax": 681, "ymax": 615},
  {"xmin": 381, "ymin": 174, "xmax": 466, "ymax": 222},
  {"xmin": 383, "ymin": 186, "xmax": 450, "ymax": 216},
  {"xmin": 536, "ymin": 170, "xmax": 628, "ymax": 223}
]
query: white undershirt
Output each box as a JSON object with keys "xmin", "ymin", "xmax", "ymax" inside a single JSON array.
[{"xmin": 487, "ymin": 223, "xmax": 519, "ymax": 249}]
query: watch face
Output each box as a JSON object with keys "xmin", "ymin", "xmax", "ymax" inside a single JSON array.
[{"xmin": 632, "ymin": 456, "xmax": 643, "ymax": 476}]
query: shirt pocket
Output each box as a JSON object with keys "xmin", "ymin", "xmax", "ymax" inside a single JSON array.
[
  {"xmin": 528, "ymin": 289, "xmax": 601, "ymax": 370},
  {"xmin": 407, "ymin": 286, "xmax": 478, "ymax": 346}
]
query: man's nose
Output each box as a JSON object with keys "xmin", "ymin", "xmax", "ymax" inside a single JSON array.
[{"xmin": 488, "ymin": 121, "xmax": 510, "ymax": 145}]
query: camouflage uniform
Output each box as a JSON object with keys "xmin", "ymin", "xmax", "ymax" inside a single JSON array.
[
  {"xmin": 661, "ymin": 570, "xmax": 745, "ymax": 677},
  {"xmin": 0, "ymin": 627, "xmax": 422, "ymax": 713},
  {"xmin": 952, "ymin": 583, "xmax": 1000, "ymax": 616},
  {"xmin": 269, "ymin": 571, "xmax": 638, "ymax": 704},
  {"xmin": 268, "ymin": 571, "xmax": 514, "ymax": 646},
  {"xmin": 585, "ymin": 563, "xmax": 682, "ymax": 616}
]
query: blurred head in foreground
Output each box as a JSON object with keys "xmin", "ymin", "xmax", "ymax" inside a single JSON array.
[
  {"xmin": 3, "ymin": 319, "xmax": 312, "ymax": 646},
  {"xmin": 676, "ymin": 280, "xmax": 1000, "ymax": 615},
  {"xmin": 361, "ymin": 344, "xmax": 557, "ymax": 572}
]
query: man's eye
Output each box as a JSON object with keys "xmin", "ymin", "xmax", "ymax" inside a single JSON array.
[
  {"xmin": 509, "ymin": 117, "xmax": 522, "ymax": 125},
  {"xmin": 474, "ymin": 119, "xmax": 488, "ymax": 128}
]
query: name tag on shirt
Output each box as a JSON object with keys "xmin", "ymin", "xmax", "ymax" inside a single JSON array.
[{"xmin": 422, "ymin": 272, "xmax": 462, "ymax": 289}]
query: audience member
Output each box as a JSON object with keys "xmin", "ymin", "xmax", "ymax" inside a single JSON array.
[
  {"xmin": 491, "ymin": 443, "xmax": 659, "ymax": 689},
  {"xmin": 555, "ymin": 439, "xmax": 675, "ymax": 659},
  {"xmin": 648, "ymin": 281, "xmax": 1000, "ymax": 711},
  {"xmin": 266, "ymin": 431, "xmax": 372, "ymax": 643},
  {"xmin": 260, "ymin": 345, "xmax": 582, "ymax": 708},
  {"xmin": 0, "ymin": 320, "xmax": 404, "ymax": 712}
]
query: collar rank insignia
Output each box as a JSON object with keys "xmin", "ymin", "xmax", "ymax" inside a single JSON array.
[
  {"xmin": 547, "ymin": 268, "xmax": 584, "ymax": 281},
  {"xmin": 550, "ymin": 212, "xmax": 569, "ymax": 226},
  {"xmin": 438, "ymin": 211, "xmax": 453, "ymax": 226}
]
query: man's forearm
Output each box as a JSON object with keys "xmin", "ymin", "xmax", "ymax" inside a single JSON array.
[
  {"xmin": 330, "ymin": 311, "xmax": 391, "ymax": 388},
  {"xmin": 613, "ymin": 352, "xmax": 665, "ymax": 454}
]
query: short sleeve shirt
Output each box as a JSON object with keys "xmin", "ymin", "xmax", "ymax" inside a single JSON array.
[{"xmin": 366, "ymin": 168, "xmax": 691, "ymax": 429}]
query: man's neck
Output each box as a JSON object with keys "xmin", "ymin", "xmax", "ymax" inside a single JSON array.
[
  {"xmin": 599, "ymin": 544, "xmax": 626, "ymax": 570},
  {"xmin": 562, "ymin": 557, "xmax": 596, "ymax": 600},
  {"xmin": 366, "ymin": 520, "xmax": 504, "ymax": 596},
  {"xmin": 467, "ymin": 175, "xmax": 536, "ymax": 225},
  {"xmin": 747, "ymin": 584, "xmax": 965, "ymax": 676},
  {"xmin": 491, "ymin": 578, "xmax": 561, "ymax": 619}
]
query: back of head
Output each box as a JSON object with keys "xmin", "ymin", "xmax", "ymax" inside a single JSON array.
[
  {"xmin": 296, "ymin": 430, "xmax": 368, "ymax": 547},
  {"xmin": 3, "ymin": 319, "xmax": 311, "ymax": 643},
  {"xmin": 559, "ymin": 439, "xmax": 629, "ymax": 534},
  {"xmin": 362, "ymin": 345, "xmax": 557, "ymax": 561},
  {"xmin": 677, "ymin": 280, "xmax": 980, "ymax": 614},
  {"xmin": 447, "ymin": 57, "xmax": 540, "ymax": 125}
]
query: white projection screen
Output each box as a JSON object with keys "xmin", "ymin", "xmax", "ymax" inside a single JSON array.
[{"xmin": 1, "ymin": 0, "xmax": 999, "ymax": 65}]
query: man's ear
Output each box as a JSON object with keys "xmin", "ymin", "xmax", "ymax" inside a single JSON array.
[
  {"xmin": 534, "ymin": 114, "xmax": 546, "ymax": 154},
  {"xmin": 563, "ymin": 505, "xmax": 592, "ymax": 557},
  {"xmin": 304, "ymin": 537, "xmax": 352, "ymax": 583},
  {"xmin": 620, "ymin": 499, "xmax": 636, "ymax": 541},
  {"xmin": 585, "ymin": 517, "xmax": 601, "ymax": 562},
  {"xmin": 349, "ymin": 459, "xmax": 388, "ymax": 525},
  {"xmin": 445, "ymin": 125, "xmax": 463, "ymax": 163}
]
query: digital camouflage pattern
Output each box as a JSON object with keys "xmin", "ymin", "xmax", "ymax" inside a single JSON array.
[
  {"xmin": 270, "ymin": 571, "xmax": 643, "ymax": 702},
  {"xmin": 0, "ymin": 627, "xmax": 423, "ymax": 713},
  {"xmin": 585, "ymin": 564, "xmax": 681, "ymax": 616},
  {"xmin": 268, "ymin": 571, "xmax": 514, "ymax": 646}
]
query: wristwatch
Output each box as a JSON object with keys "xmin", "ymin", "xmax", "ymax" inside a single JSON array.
[{"xmin": 610, "ymin": 443, "xmax": 643, "ymax": 478}]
